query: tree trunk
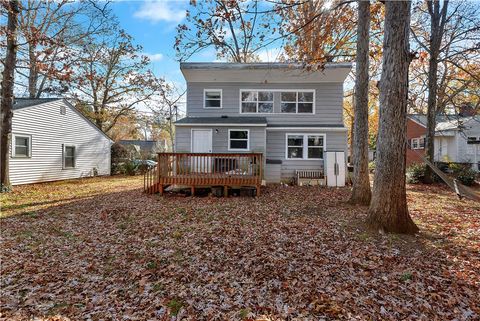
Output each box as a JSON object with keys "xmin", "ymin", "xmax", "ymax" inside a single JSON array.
[
  {"xmin": 1, "ymin": 0, "xmax": 20, "ymax": 191},
  {"xmin": 367, "ymin": 0, "xmax": 419, "ymax": 234},
  {"xmin": 424, "ymin": 0, "xmax": 448, "ymax": 183},
  {"xmin": 349, "ymin": 0, "xmax": 372, "ymax": 205},
  {"xmin": 28, "ymin": 43, "xmax": 38, "ymax": 98}
]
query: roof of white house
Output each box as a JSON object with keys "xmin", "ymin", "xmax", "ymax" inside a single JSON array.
[
  {"xmin": 180, "ymin": 62, "xmax": 352, "ymax": 83},
  {"xmin": 435, "ymin": 116, "xmax": 480, "ymax": 132}
]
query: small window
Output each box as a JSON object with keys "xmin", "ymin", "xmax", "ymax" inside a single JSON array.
[
  {"xmin": 411, "ymin": 137, "xmax": 425, "ymax": 150},
  {"xmin": 204, "ymin": 89, "xmax": 222, "ymax": 108},
  {"xmin": 12, "ymin": 134, "xmax": 31, "ymax": 157},
  {"xmin": 228, "ymin": 130, "xmax": 249, "ymax": 151},
  {"xmin": 241, "ymin": 90, "xmax": 273, "ymax": 113},
  {"xmin": 280, "ymin": 91, "xmax": 314, "ymax": 113},
  {"xmin": 60, "ymin": 105, "xmax": 66, "ymax": 115},
  {"xmin": 286, "ymin": 134, "xmax": 324, "ymax": 159},
  {"xmin": 63, "ymin": 145, "xmax": 76, "ymax": 168}
]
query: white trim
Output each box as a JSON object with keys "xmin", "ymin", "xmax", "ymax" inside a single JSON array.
[
  {"xmin": 11, "ymin": 133, "xmax": 32, "ymax": 158},
  {"xmin": 203, "ymin": 89, "xmax": 223, "ymax": 109},
  {"xmin": 267, "ymin": 127, "xmax": 347, "ymax": 132},
  {"xmin": 177, "ymin": 123, "xmax": 266, "ymax": 127},
  {"xmin": 63, "ymin": 144, "xmax": 76, "ymax": 169},
  {"xmin": 190, "ymin": 128, "xmax": 213, "ymax": 153},
  {"xmin": 285, "ymin": 133, "xmax": 326, "ymax": 160},
  {"xmin": 239, "ymin": 89, "xmax": 315, "ymax": 115},
  {"xmin": 228, "ymin": 129, "xmax": 250, "ymax": 151}
]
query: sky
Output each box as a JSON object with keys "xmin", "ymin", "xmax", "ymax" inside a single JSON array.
[{"xmin": 111, "ymin": 0, "xmax": 284, "ymax": 91}]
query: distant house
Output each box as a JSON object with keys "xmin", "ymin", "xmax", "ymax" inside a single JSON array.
[
  {"xmin": 9, "ymin": 98, "xmax": 113, "ymax": 185},
  {"xmin": 118, "ymin": 139, "xmax": 168, "ymax": 159},
  {"xmin": 406, "ymin": 114, "xmax": 480, "ymax": 170}
]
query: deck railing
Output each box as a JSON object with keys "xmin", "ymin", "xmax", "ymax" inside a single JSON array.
[{"xmin": 145, "ymin": 152, "xmax": 263, "ymax": 195}]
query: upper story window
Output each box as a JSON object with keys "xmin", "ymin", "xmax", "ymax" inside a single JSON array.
[
  {"xmin": 12, "ymin": 134, "xmax": 32, "ymax": 158},
  {"xmin": 281, "ymin": 91, "xmax": 314, "ymax": 114},
  {"xmin": 410, "ymin": 137, "xmax": 425, "ymax": 149},
  {"xmin": 286, "ymin": 134, "xmax": 324, "ymax": 160},
  {"xmin": 241, "ymin": 90, "xmax": 274, "ymax": 113},
  {"xmin": 204, "ymin": 89, "xmax": 222, "ymax": 108}
]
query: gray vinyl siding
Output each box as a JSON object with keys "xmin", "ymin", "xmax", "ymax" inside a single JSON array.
[
  {"xmin": 186, "ymin": 82, "xmax": 344, "ymax": 125},
  {"xmin": 266, "ymin": 130, "xmax": 347, "ymax": 181},
  {"xmin": 175, "ymin": 126, "xmax": 266, "ymax": 153},
  {"xmin": 9, "ymin": 100, "xmax": 112, "ymax": 185}
]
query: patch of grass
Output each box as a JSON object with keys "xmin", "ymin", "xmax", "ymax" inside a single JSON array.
[
  {"xmin": 238, "ymin": 308, "xmax": 250, "ymax": 319},
  {"xmin": 146, "ymin": 261, "xmax": 157, "ymax": 270},
  {"xmin": 357, "ymin": 232, "xmax": 371, "ymax": 242},
  {"xmin": 172, "ymin": 230, "xmax": 183, "ymax": 240},
  {"xmin": 152, "ymin": 282, "xmax": 164, "ymax": 293},
  {"xmin": 400, "ymin": 272, "xmax": 413, "ymax": 282},
  {"xmin": 167, "ymin": 298, "xmax": 184, "ymax": 316},
  {"xmin": 176, "ymin": 207, "xmax": 187, "ymax": 216}
]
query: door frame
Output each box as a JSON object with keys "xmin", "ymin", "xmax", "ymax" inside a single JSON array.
[{"xmin": 190, "ymin": 128, "xmax": 213, "ymax": 153}]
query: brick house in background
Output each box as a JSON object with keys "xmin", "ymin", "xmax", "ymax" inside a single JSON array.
[{"xmin": 406, "ymin": 115, "xmax": 428, "ymax": 166}]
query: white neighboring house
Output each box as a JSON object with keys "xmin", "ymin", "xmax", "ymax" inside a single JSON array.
[
  {"xmin": 434, "ymin": 116, "xmax": 480, "ymax": 170},
  {"xmin": 9, "ymin": 98, "xmax": 113, "ymax": 185}
]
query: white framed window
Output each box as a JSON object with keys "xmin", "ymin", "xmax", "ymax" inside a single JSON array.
[
  {"xmin": 411, "ymin": 137, "xmax": 425, "ymax": 149},
  {"xmin": 228, "ymin": 129, "xmax": 249, "ymax": 151},
  {"xmin": 281, "ymin": 91, "xmax": 314, "ymax": 114},
  {"xmin": 204, "ymin": 89, "xmax": 222, "ymax": 108},
  {"xmin": 286, "ymin": 133, "xmax": 325, "ymax": 160},
  {"xmin": 240, "ymin": 90, "xmax": 274, "ymax": 113},
  {"xmin": 11, "ymin": 134, "xmax": 32, "ymax": 158},
  {"xmin": 63, "ymin": 145, "xmax": 76, "ymax": 169}
]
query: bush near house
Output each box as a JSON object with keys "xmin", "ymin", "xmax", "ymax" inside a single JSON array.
[{"xmin": 407, "ymin": 162, "xmax": 477, "ymax": 186}]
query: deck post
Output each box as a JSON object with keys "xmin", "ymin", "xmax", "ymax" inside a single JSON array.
[
  {"xmin": 224, "ymin": 186, "xmax": 228, "ymax": 197},
  {"xmin": 191, "ymin": 186, "xmax": 195, "ymax": 196},
  {"xmin": 256, "ymin": 185, "xmax": 260, "ymax": 197},
  {"xmin": 159, "ymin": 184, "xmax": 164, "ymax": 195}
]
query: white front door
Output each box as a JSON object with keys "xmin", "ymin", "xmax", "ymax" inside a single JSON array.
[{"xmin": 191, "ymin": 129, "xmax": 212, "ymax": 173}]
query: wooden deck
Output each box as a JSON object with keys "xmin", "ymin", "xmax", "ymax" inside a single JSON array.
[{"xmin": 144, "ymin": 152, "xmax": 263, "ymax": 196}]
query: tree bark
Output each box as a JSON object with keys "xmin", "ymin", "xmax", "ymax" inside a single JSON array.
[
  {"xmin": 367, "ymin": 0, "xmax": 419, "ymax": 234},
  {"xmin": 424, "ymin": 0, "xmax": 449, "ymax": 183},
  {"xmin": 1, "ymin": 0, "xmax": 20, "ymax": 191},
  {"xmin": 28, "ymin": 43, "xmax": 38, "ymax": 98},
  {"xmin": 349, "ymin": 0, "xmax": 372, "ymax": 205}
]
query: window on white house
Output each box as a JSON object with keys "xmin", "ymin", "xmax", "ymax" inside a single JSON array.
[
  {"xmin": 240, "ymin": 90, "xmax": 273, "ymax": 113},
  {"xmin": 63, "ymin": 145, "xmax": 76, "ymax": 168},
  {"xmin": 60, "ymin": 105, "xmax": 66, "ymax": 115},
  {"xmin": 281, "ymin": 91, "xmax": 314, "ymax": 114},
  {"xmin": 286, "ymin": 134, "xmax": 324, "ymax": 159},
  {"xmin": 12, "ymin": 134, "xmax": 31, "ymax": 157},
  {"xmin": 204, "ymin": 90, "xmax": 222, "ymax": 108},
  {"xmin": 228, "ymin": 130, "xmax": 249, "ymax": 150}
]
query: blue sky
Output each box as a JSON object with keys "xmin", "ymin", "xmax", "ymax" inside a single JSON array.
[{"xmin": 111, "ymin": 0, "xmax": 284, "ymax": 90}]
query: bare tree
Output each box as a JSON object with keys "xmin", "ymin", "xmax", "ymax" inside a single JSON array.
[
  {"xmin": 0, "ymin": 0, "xmax": 20, "ymax": 192},
  {"xmin": 69, "ymin": 29, "xmax": 163, "ymax": 133},
  {"xmin": 349, "ymin": 0, "xmax": 371, "ymax": 205},
  {"xmin": 367, "ymin": 0, "xmax": 418, "ymax": 234}
]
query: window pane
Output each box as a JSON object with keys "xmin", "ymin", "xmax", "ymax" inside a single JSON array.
[
  {"xmin": 230, "ymin": 131, "xmax": 248, "ymax": 139},
  {"xmin": 15, "ymin": 146, "xmax": 28, "ymax": 156},
  {"xmin": 287, "ymin": 136, "xmax": 303, "ymax": 146},
  {"xmin": 16, "ymin": 137, "xmax": 28, "ymax": 147},
  {"xmin": 258, "ymin": 91, "xmax": 273, "ymax": 101},
  {"xmin": 308, "ymin": 136, "xmax": 323, "ymax": 146},
  {"xmin": 298, "ymin": 103, "xmax": 313, "ymax": 113},
  {"xmin": 205, "ymin": 91, "xmax": 221, "ymax": 99},
  {"xmin": 308, "ymin": 147, "xmax": 323, "ymax": 159},
  {"xmin": 241, "ymin": 91, "xmax": 257, "ymax": 101},
  {"xmin": 65, "ymin": 157, "xmax": 74, "ymax": 168},
  {"xmin": 258, "ymin": 102, "xmax": 273, "ymax": 113},
  {"xmin": 281, "ymin": 103, "xmax": 296, "ymax": 113},
  {"xmin": 242, "ymin": 102, "xmax": 256, "ymax": 113},
  {"xmin": 66, "ymin": 147, "xmax": 75, "ymax": 157},
  {"xmin": 205, "ymin": 99, "xmax": 221, "ymax": 108},
  {"xmin": 281, "ymin": 92, "xmax": 296, "ymax": 102},
  {"xmin": 298, "ymin": 92, "xmax": 313, "ymax": 102},
  {"xmin": 230, "ymin": 140, "xmax": 248, "ymax": 149},
  {"xmin": 288, "ymin": 147, "xmax": 303, "ymax": 158}
]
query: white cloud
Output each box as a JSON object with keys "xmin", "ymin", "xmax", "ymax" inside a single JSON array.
[
  {"xmin": 145, "ymin": 53, "xmax": 164, "ymax": 62},
  {"xmin": 257, "ymin": 48, "xmax": 284, "ymax": 62},
  {"xmin": 133, "ymin": 1, "xmax": 186, "ymax": 24}
]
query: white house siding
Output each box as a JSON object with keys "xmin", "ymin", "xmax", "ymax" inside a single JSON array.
[{"xmin": 10, "ymin": 100, "xmax": 112, "ymax": 185}]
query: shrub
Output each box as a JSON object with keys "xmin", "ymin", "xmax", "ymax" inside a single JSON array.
[
  {"xmin": 455, "ymin": 168, "xmax": 477, "ymax": 186},
  {"xmin": 111, "ymin": 143, "xmax": 129, "ymax": 174},
  {"xmin": 406, "ymin": 163, "xmax": 426, "ymax": 184},
  {"xmin": 122, "ymin": 161, "xmax": 138, "ymax": 176},
  {"xmin": 368, "ymin": 161, "xmax": 376, "ymax": 173}
]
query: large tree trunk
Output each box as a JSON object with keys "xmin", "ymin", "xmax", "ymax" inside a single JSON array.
[
  {"xmin": 424, "ymin": 0, "xmax": 449, "ymax": 183},
  {"xmin": 28, "ymin": 43, "xmax": 38, "ymax": 98},
  {"xmin": 349, "ymin": 0, "xmax": 372, "ymax": 205},
  {"xmin": 1, "ymin": 0, "xmax": 20, "ymax": 191},
  {"xmin": 367, "ymin": 0, "xmax": 419, "ymax": 234}
]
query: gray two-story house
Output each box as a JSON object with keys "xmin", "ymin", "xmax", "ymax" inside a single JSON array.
[{"xmin": 174, "ymin": 62, "xmax": 350, "ymax": 185}]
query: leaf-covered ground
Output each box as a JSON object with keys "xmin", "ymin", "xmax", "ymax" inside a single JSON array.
[{"xmin": 1, "ymin": 176, "xmax": 479, "ymax": 320}]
